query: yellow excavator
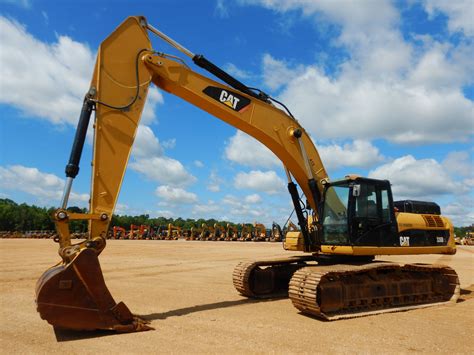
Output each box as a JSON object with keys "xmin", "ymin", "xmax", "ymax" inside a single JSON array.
[
  {"xmin": 270, "ymin": 222, "xmax": 283, "ymax": 242},
  {"xmin": 36, "ymin": 16, "xmax": 459, "ymax": 333},
  {"xmin": 164, "ymin": 224, "xmax": 181, "ymax": 240},
  {"xmin": 225, "ymin": 223, "xmax": 239, "ymax": 241},
  {"xmin": 253, "ymin": 223, "xmax": 267, "ymax": 242}
]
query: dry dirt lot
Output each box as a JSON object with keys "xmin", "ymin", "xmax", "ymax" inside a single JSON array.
[{"xmin": 1, "ymin": 239, "xmax": 473, "ymax": 354}]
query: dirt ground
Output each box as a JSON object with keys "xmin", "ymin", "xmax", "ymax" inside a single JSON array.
[{"xmin": 0, "ymin": 239, "xmax": 473, "ymax": 354}]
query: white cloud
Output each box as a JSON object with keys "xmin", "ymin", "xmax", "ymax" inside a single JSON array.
[
  {"xmin": 230, "ymin": 207, "xmax": 264, "ymax": 218},
  {"xmin": 190, "ymin": 196, "xmax": 270, "ymax": 222},
  {"xmin": 130, "ymin": 125, "xmax": 196, "ymax": 194},
  {"xmin": 225, "ymin": 131, "xmax": 280, "ymax": 168},
  {"xmin": 244, "ymin": 193, "xmax": 262, "ymax": 203},
  {"xmin": 221, "ymin": 194, "xmax": 268, "ymax": 221},
  {"xmin": 222, "ymin": 194, "xmax": 241, "ymax": 207},
  {"xmin": 223, "ymin": 63, "xmax": 253, "ymax": 80},
  {"xmin": 0, "ymin": 16, "xmax": 94, "ymax": 125},
  {"xmin": 407, "ymin": 42, "xmax": 473, "ymax": 91},
  {"xmin": 318, "ymin": 140, "xmax": 384, "ymax": 170},
  {"xmin": 262, "ymin": 54, "xmax": 304, "ymax": 91},
  {"xmin": 0, "ymin": 17, "xmax": 187, "ymax": 209},
  {"xmin": 162, "ymin": 138, "xmax": 176, "ymax": 149},
  {"xmin": 0, "ymin": 165, "xmax": 88, "ymax": 205},
  {"xmin": 188, "ymin": 193, "xmax": 291, "ymax": 225},
  {"xmin": 207, "ymin": 170, "xmax": 223, "ymax": 192},
  {"xmin": 140, "ymin": 86, "xmax": 164, "ymax": 126},
  {"xmin": 442, "ymin": 199, "xmax": 474, "ymax": 227},
  {"xmin": 155, "ymin": 209, "xmax": 176, "ymax": 218},
  {"xmin": 132, "ymin": 125, "xmax": 164, "ymax": 158},
  {"xmin": 243, "ymin": 2, "xmax": 474, "ymax": 144},
  {"xmin": 368, "ymin": 155, "xmax": 463, "ymax": 200},
  {"xmin": 192, "ymin": 200, "xmax": 221, "ymax": 215},
  {"xmin": 242, "ymin": 0, "xmax": 402, "ymax": 56},
  {"xmin": 129, "ymin": 125, "xmax": 197, "ymax": 191},
  {"xmin": 0, "ymin": 16, "xmax": 162, "ymax": 127},
  {"xmin": 442, "ymin": 151, "xmax": 473, "ymax": 178},
  {"xmin": 68, "ymin": 191, "xmax": 89, "ymax": 205},
  {"xmin": 423, "ymin": 0, "xmax": 474, "ymax": 36},
  {"xmin": 234, "ymin": 170, "xmax": 284, "ymax": 194},
  {"xmin": 215, "ymin": 0, "xmax": 229, "ymax": 18},
  {"xmin": 276, "ymin": 62, "xmax": 473, "ymax": 144},
  {"xmin": 114, "ymin": 203, "xmax": 129, "ymax": 215},
  {"xmin": 194, "ymin": 160, "xmax": 204, "ymax": 168},
  {"xmin": 155, "ymin": 185, "xmax": 198, "ymax": 204},
  {"xmin": 129, "ymin": 124, "xmax": 196, "ymax": 195},
  {"xmin": 464, "ymin": 178, "xmax": 474, "ymax": 189},
  {"xmin": 130, "ymin": 156, "xmax": 196, "ymax": 187}
]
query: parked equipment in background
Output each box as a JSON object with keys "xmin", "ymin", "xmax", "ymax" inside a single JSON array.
[
  {"xmin": 165, "ymin": 224, "xmax": 181, "ymax": 240},
  {"xmin": 225, "ymin": 224, "xmax": 239, "ymax": 241},
  {"xmin": 239, "ymin": 224, "xmax": 252, "ymax": 242},
  {"xmin": 112, "ymin": 226, "xmax": 126, "ymax": 239},
  {"xmin": 252, "ymin": 223, "xmax": 267, "ymax": 242},
  {"xmin": 270, "ymin": 222, "xmax": 283, "ymax": 242}
]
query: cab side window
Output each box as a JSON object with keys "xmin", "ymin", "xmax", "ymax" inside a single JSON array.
[
  {"xmin": 355, "ymin": 184, "xmax": 377, "ymax": 219},
  {"xmin": 380, "ymin": 189, "xmax": 391, "ymax": 222}
]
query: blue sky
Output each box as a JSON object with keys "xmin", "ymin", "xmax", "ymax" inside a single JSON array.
[{"xmin": 0, "ymin": 0, "xmax": 473, "ymax": 226}]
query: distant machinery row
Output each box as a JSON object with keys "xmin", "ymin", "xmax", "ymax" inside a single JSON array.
[
  {"xmin": 0, "ymin": 221, "xmax": 301, "ymax": 243},
  {"xmin": 110, "ymin": 222, "xmax": 290, "ymax": 242}
]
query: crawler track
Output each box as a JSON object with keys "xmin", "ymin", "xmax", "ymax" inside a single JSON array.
[
  {"xmin": 234, "ymin": 258, "xmax": 460, "ymax": 319},
  {"xmin": 288, "ymin": 263, "xmax": 460, "ymax": 320},
  {"xmin": 233, "ymin": 256, "xmax": 313, "ymax": 298}
]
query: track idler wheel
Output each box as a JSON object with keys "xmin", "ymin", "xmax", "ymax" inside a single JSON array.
[{"xmin": 36, "ymin": 248, "xmax": 152, "ymax": 332}]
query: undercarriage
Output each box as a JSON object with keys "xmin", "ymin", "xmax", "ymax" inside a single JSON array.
[{"xmin": 233, "ymin": 255, "xmax": 460, "ymax": 319}]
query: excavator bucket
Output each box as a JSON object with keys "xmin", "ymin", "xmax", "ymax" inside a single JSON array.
[{"xmin": 36, "ymin": 248, "xmax": 152, "ymax": 332}]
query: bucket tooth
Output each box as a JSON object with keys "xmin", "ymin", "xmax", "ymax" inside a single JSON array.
[{"xmin": 36, "ymin": 248, "xmax": 152, "ymax": 332}]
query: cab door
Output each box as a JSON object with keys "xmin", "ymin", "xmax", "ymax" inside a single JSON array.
[{"xmin": 350, "ymin": 181, "xmax": 398, "ymax": 246}]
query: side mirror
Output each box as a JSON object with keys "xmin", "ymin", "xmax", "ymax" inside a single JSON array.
[{"xmin": 353, "ymin": 184, "xmax": 361, "ymax": 197}]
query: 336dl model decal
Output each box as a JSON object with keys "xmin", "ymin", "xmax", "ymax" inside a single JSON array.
[{"xmin": 203, "ymin": 86, "xmax": 251, "ymax": 112}]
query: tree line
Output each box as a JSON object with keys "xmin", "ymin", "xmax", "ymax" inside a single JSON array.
[
  {"xmin": 1, "ymin": 198, "xmax": 472, "ymax": 235},
  {"xmin": 0, "ymin": 198, "xmax": 238, "ymax": 232}
]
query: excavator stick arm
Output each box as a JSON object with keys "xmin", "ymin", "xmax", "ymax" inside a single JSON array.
[{"xmin": 37, "ymin": 16, "xmax": 154, "ymax": 333}]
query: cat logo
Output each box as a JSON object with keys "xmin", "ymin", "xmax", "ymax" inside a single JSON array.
[
  {"xmin": 219, "ymin": 90, "xmax": 240, "ymax": 109},
  {"xmin": 400, "ymin": 236, "xmax": 410, "ymax": 246},
  {"xmin": 203, "ymin": 86, "xmax": 251, "ymax": 112}
]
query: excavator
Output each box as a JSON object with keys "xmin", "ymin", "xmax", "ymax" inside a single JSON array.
[
  {"xmin": 140, "ymin": 225, "xmax": 152, "ymax": 240},
  {"xmin": 253, "ymin": 223, "xmax": 268, "ymax": 242},
  {"xmin": 199, "ymin": 223, "xmax": 212, "ymax": 241},
  {"xmin": 128, "ymin": 224, "xmax": 140, "ymax": 239},
  {"xmin": 164, "ymin": 224, "xmax": 181, "ymax": 240},
  {"xmin": 210, "ymin": 224, "xmax": 225, "ymax": 241},
  {"xmin": 187, "ymin": 226, "xmax": 201, "ymax": 240},
  {"xmin": 270, "ymin": 222, "xmax": 283, "ymax": 242},
  {"xmin": 36, "ymin": 16, "xmax": 459, "ymax": 333},
  {"xmin": 225, "ymin": 223, "xmax": 239, "ymax": 241},
  {"xmin": 239, "ymin": 224, "xmax": 253, "ymax": 242},
  {"xmin": 112, "ymin": 226, "xmax": 126, "ymax": 240}
]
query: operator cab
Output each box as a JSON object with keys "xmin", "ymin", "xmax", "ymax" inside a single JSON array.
[{"xmin": 321, "ymin": 176, "xmax": 399, "ymax": 247}]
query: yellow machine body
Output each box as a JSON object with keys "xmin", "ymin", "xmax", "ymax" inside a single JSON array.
[
  {"xmin": 36, "ymin": 16, "xmax": 459, "ymax": 333},
  {"xmin": 284, "ymin": 232, "xmax": 305, "ymax": 251}
]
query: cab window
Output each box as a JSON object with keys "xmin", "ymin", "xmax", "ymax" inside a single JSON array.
[
  {"xmin": 380, "ymin": 188, "xmax": 391, "ymax": 222},
  {"xmin": 355, "ymin": 184, "xmax": 378, "ymax": 219},
  {"xmin": 322, "ymin": 185, "xmax": 349, "ymax": 245}
]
